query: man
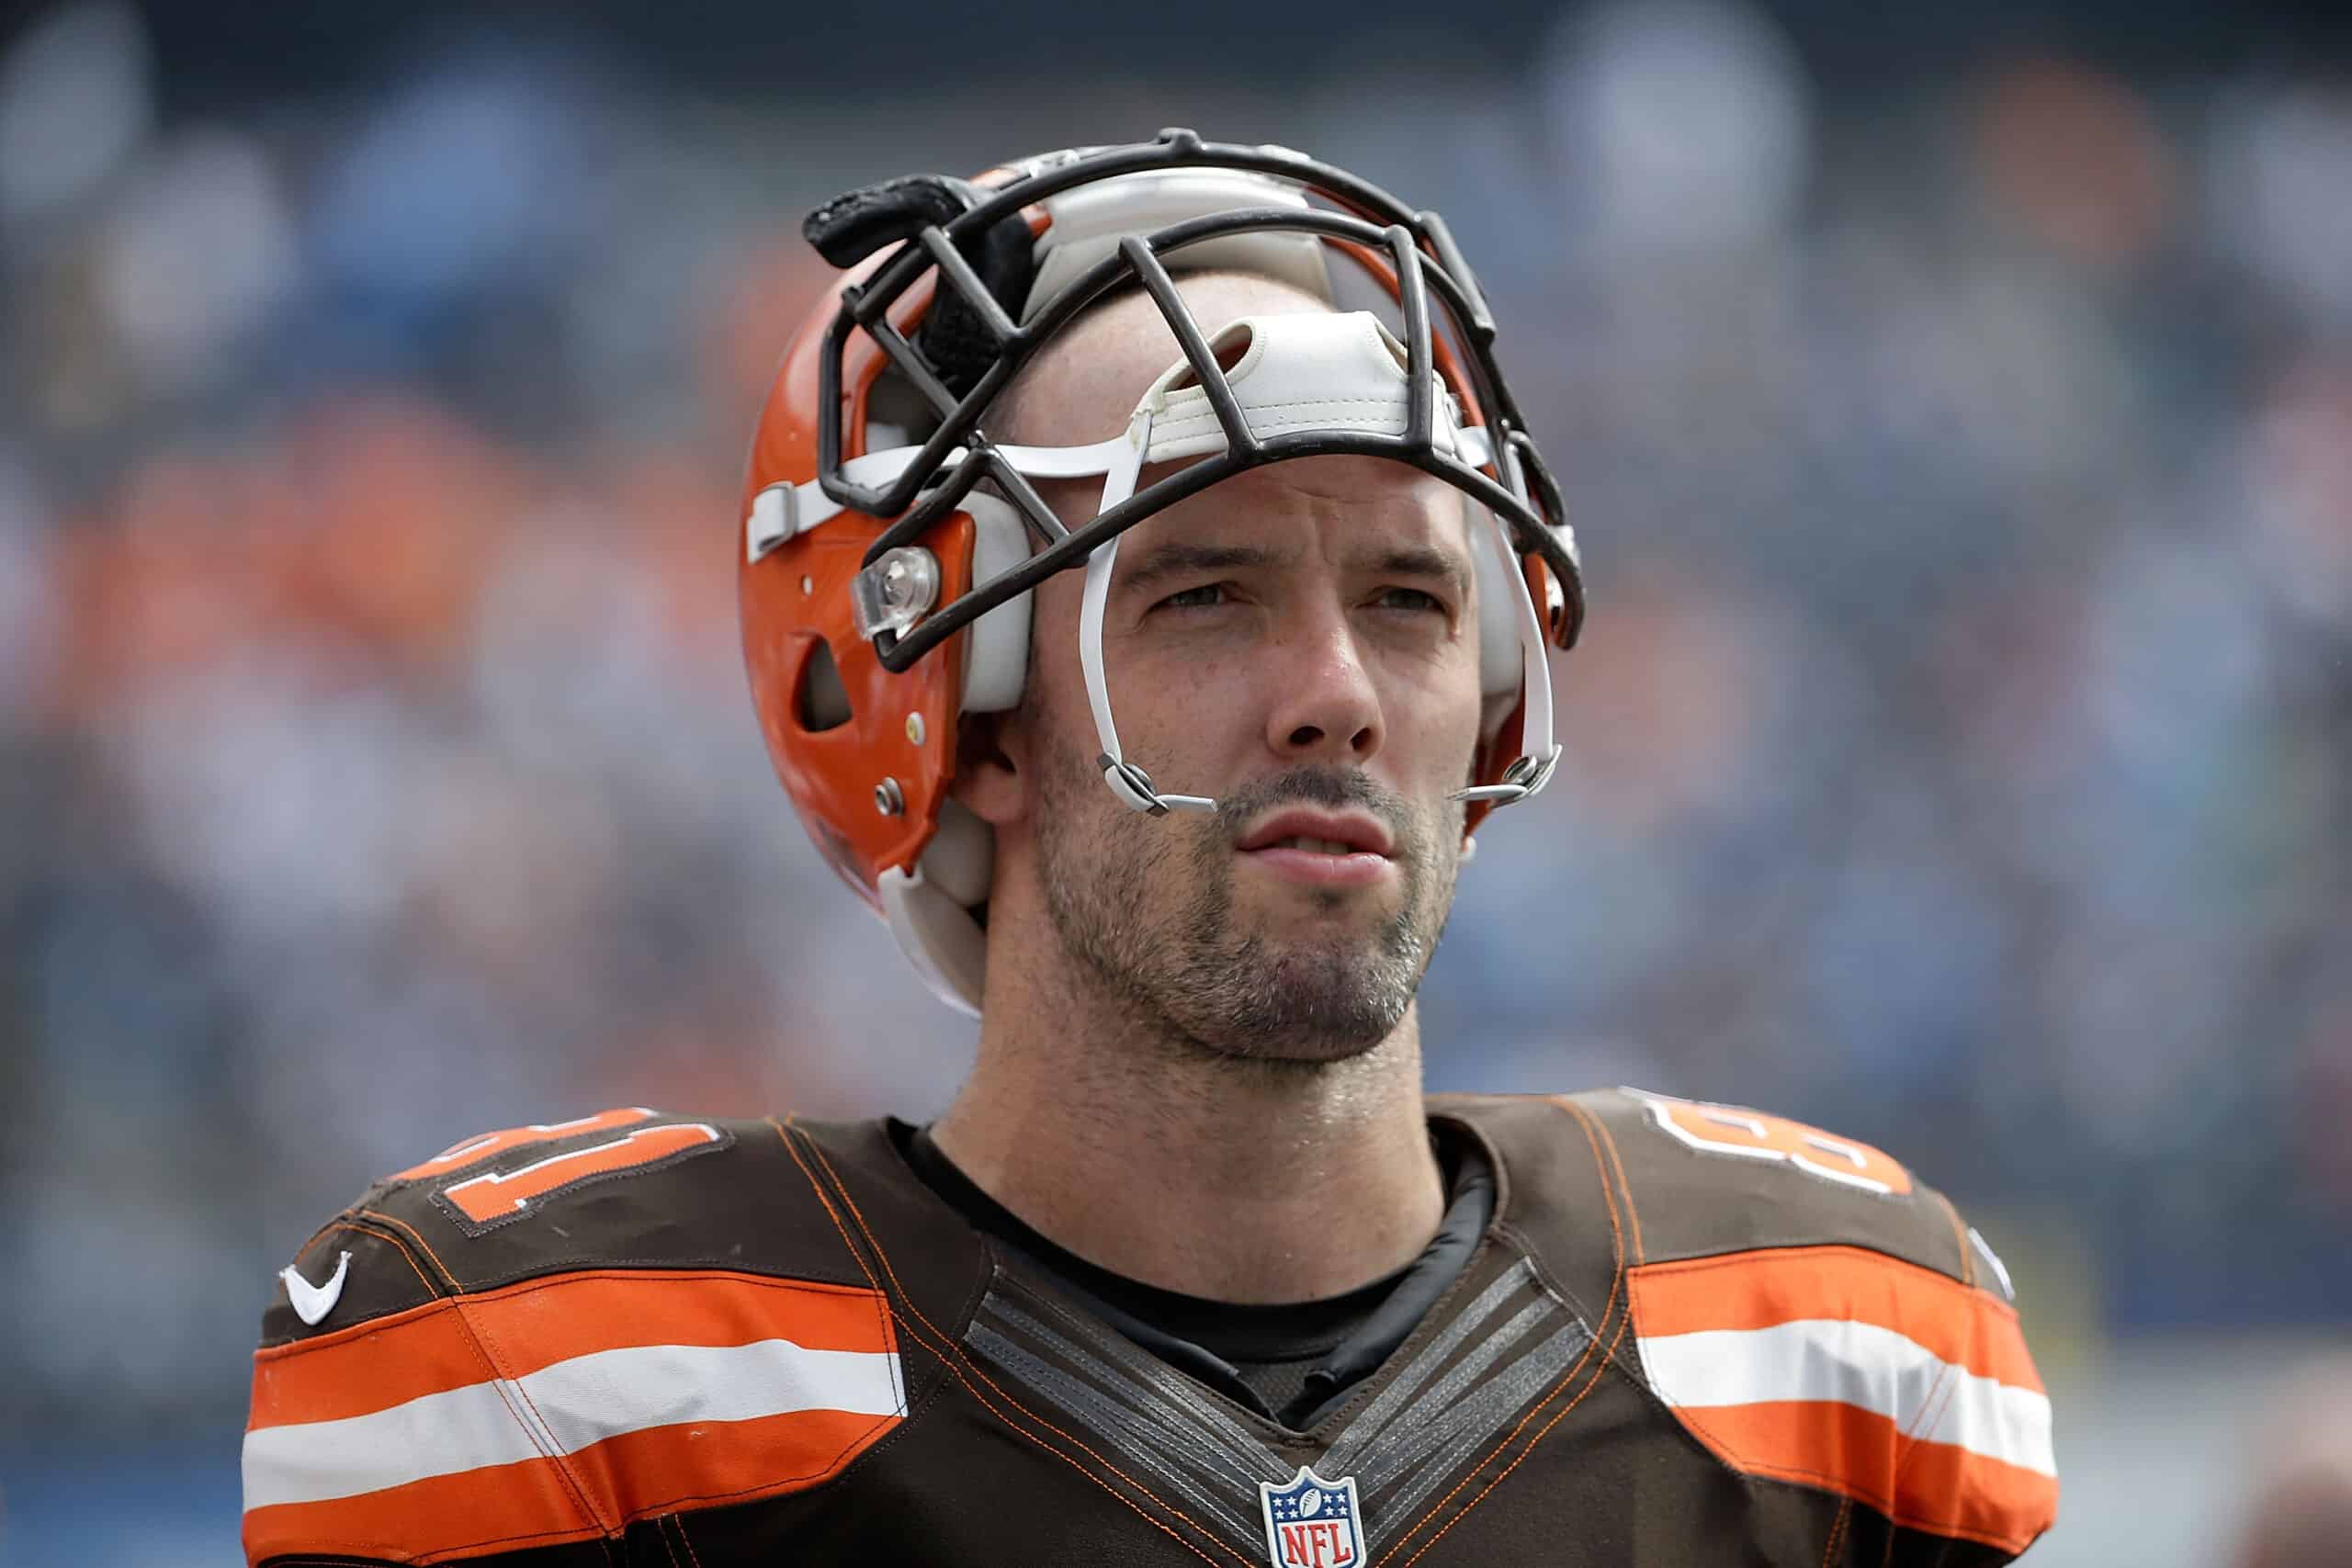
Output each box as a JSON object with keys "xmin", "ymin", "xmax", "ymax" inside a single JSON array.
[{"xmin": 243, "ymin": 131, "xmax": 2057, "ymax": 1565}]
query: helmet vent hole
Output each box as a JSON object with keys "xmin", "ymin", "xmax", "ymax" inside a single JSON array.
[
  {"xmin": 796, "ymin": 638, "xmax": 854, "ymax": 733},
  {"xmin": 1166, "ymin": 323, "xmax": 1253, "ymax": 390}
]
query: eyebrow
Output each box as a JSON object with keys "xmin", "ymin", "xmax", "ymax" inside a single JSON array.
[
  {"xmin": 1118, "ymin": 540, "xmax": 1471, "ymax": 600},
  {"xmin": 1119, "ymin": 542, "xmax": 1283, "ymax": 593}
]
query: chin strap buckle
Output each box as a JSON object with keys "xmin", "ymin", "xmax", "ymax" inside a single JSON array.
[
  {"xmin": 1099, "ymin": 754, "xmax": 1170, "ymax": 817},
  {"xmin": 1096, "ymin": 753, "xmax": 1216, "ymax": 817},
  {"xmin": 1452, "ymin": 744, "xmax": 1563, "ymax": 807}
]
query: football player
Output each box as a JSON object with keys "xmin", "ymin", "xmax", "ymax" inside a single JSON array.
[{"xmin": 243, "ymin": 130, "xmax": 2057, "ymax": 1565}]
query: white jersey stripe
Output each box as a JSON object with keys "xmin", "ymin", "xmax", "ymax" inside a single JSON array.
[
  {"xmin": 243, "ymin": 1336, "xmax": 906, "ymax": 1511},
  {"xmin": 1638, "ymin": 1318, "xmax": 2056, "ymax": 1479},
  {"xmin": 245, "ymin": 1369, "xmax": 547, "ymax": 1509}
]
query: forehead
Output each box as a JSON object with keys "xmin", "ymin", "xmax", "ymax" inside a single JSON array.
[{"xmin": 1119, "ymin": 453, "xmax": 1468, "ymax": 567}]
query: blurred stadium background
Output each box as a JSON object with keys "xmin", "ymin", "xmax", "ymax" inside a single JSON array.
[{"xmin": 2, "ymin": 0, "xmax": 2348, "ymax": 1561}]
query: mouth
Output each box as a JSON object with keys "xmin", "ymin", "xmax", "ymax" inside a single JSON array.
[
  {"xmin": 1236, "ymin": 809, "xmax": 1395, "ymax": 857},
  {"xmin": 1235, "ymin": 809, "xmax": 1397, "ymax": 889}
]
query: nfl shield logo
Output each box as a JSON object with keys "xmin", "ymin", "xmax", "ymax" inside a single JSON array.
[{"xmin": 1259, "ymin": 1465, "xmax": 1365, "ymax": 1568}]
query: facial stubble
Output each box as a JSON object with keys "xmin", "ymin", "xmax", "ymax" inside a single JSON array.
[{"xmin": 1032, "ymin": 723, "xmax": 1464, "ymax": 1063}]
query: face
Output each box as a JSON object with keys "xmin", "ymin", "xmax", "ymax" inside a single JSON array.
[{"xmin": 1012, "ymin": 449, "xmax": 1487, "ymax": 1062}]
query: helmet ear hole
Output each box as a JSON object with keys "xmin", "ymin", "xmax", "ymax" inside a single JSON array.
[{"xmin": 795, "ymin": 637, "xmax": 854, "ymax": 732}]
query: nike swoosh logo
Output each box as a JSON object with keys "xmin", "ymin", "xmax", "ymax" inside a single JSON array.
[{"xmin": 281, "ymin": 1250, "xmax": 353, "ymax": 1326}]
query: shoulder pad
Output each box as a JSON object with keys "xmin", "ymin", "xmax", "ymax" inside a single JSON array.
[
  {"xmin": 243, "ymin": 1111, "xmax": 949, "ymax": 1566},
  {"xmin": 1435, "ymin": 1088, "xmax": 2057, "ymax": 1559},
  {"xmin": 1571, "ymin": 1086, "xmax": 1975, "ymax": 1276},
  {"xmin": 257, "ymin": 1108, "xmax": 873, "ymax": 1348}
]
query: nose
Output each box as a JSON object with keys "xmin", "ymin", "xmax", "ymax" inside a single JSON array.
[{"xmin": 1263, "ymin": 612, "xmax": 1383, "ymax": 766}]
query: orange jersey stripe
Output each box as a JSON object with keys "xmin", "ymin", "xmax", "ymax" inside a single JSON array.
[
  {"xmin": 567, "ymin": 1403, "xmax": 899, "ymax": 1520},
  {"xmin": 1627, "ymin": 1245, "xmax": 2041, "ymax": 1392},
  {"xmin": 243, "ymin": 1452, "xmax": 596, "ymax": 1566},
  {"xmin": 242, "ymin": 1404, "xmax": 890, "ymax": 1565},
  {"xmin": 251, "ymin": 1269, "xmax": 899, "ymax": 1430},
  {"xmin": 1676, "ymin": 1398, "xmax": 2059, "ymax": 1554}
]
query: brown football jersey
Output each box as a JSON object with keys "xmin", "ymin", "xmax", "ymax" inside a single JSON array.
[{"xmin": 243, "ymin": 1089, "xmax": 2056, "ymax": 1565}]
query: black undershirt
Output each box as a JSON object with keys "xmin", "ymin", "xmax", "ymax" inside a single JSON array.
[{"xmin": 894, "ymin": 1118, "xmax": 1496, "ymax": 1431}]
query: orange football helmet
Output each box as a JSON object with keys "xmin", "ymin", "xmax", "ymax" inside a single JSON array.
[{"xmin": 740, "ymin": 130, "xmax": 1583, "ymax": 1014}]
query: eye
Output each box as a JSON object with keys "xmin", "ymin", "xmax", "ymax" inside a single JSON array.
[
  {"xmin": 1155, "ymin": 582, "xmax": 1231, "ymax": 611},
  {"xmin": 1374, "ymin": 587, "xmax": 1449, "ymax": 615}
]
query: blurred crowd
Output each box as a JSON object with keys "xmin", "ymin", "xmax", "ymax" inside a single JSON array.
[{"xmin": 0, "ymin": 0, "xmax": 2346, "ymax": 1449}]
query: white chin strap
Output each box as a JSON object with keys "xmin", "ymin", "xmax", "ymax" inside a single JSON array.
[
  {"xmin": 1077, "ymin": 407, "xmax": 1217, "ymax": 815},
  {"xmin": 746, "ymin": 310, "xmax": 1562, "ymax": 818}
]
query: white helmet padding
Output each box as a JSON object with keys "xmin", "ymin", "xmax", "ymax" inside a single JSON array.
[
  {"xmin": 877, "ymin": 797, "xmax": 992, "ymax": 1019},
  {"xmin": 958, "ymin": 491, "xmax": 1032, "ymax": 714},
  {"xmin": 1020, "ymin": 171, "xmax": 1335, "ymax": 321}
]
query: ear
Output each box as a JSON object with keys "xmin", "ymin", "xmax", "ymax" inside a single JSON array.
[{"xmin": 950, "ymin": 708, "xmax": 1027, "ymax": 828}]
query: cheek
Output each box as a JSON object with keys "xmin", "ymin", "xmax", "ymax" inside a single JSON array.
[
  {"xmin": 1392, "ymin": 650, "xmax": 1487, "ymax": 779},
  {"xmin": 1112, "ymin": 641, "xmax": 1264, "ymax": 759},
  {"xmin": 1044, "ymin": 732, "xmax": 1219, "ymax": 897}
]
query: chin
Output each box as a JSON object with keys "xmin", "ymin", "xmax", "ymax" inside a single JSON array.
[
  {"xmin": 1177, "ymin": 941, "xmax": 1420, "ymax": 1063},
  {"xmin": 1243, "ymin": 877, "xmax": 1397, "ymax": 927}
]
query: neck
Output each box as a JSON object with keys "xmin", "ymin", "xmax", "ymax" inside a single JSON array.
[{"xmin": 931, "ymin": 930, "xmax": 1445, "ymax": 1305}]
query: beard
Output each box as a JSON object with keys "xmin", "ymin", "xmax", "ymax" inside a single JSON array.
[{"xmin": 1030, "ymin": 721, "xmax": 1464, "ymax": 1063}]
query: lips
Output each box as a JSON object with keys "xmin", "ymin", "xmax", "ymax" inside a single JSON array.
[{"xmin": 1235, "ymin": 809, "xmax": 1395, "ymax": 858}]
